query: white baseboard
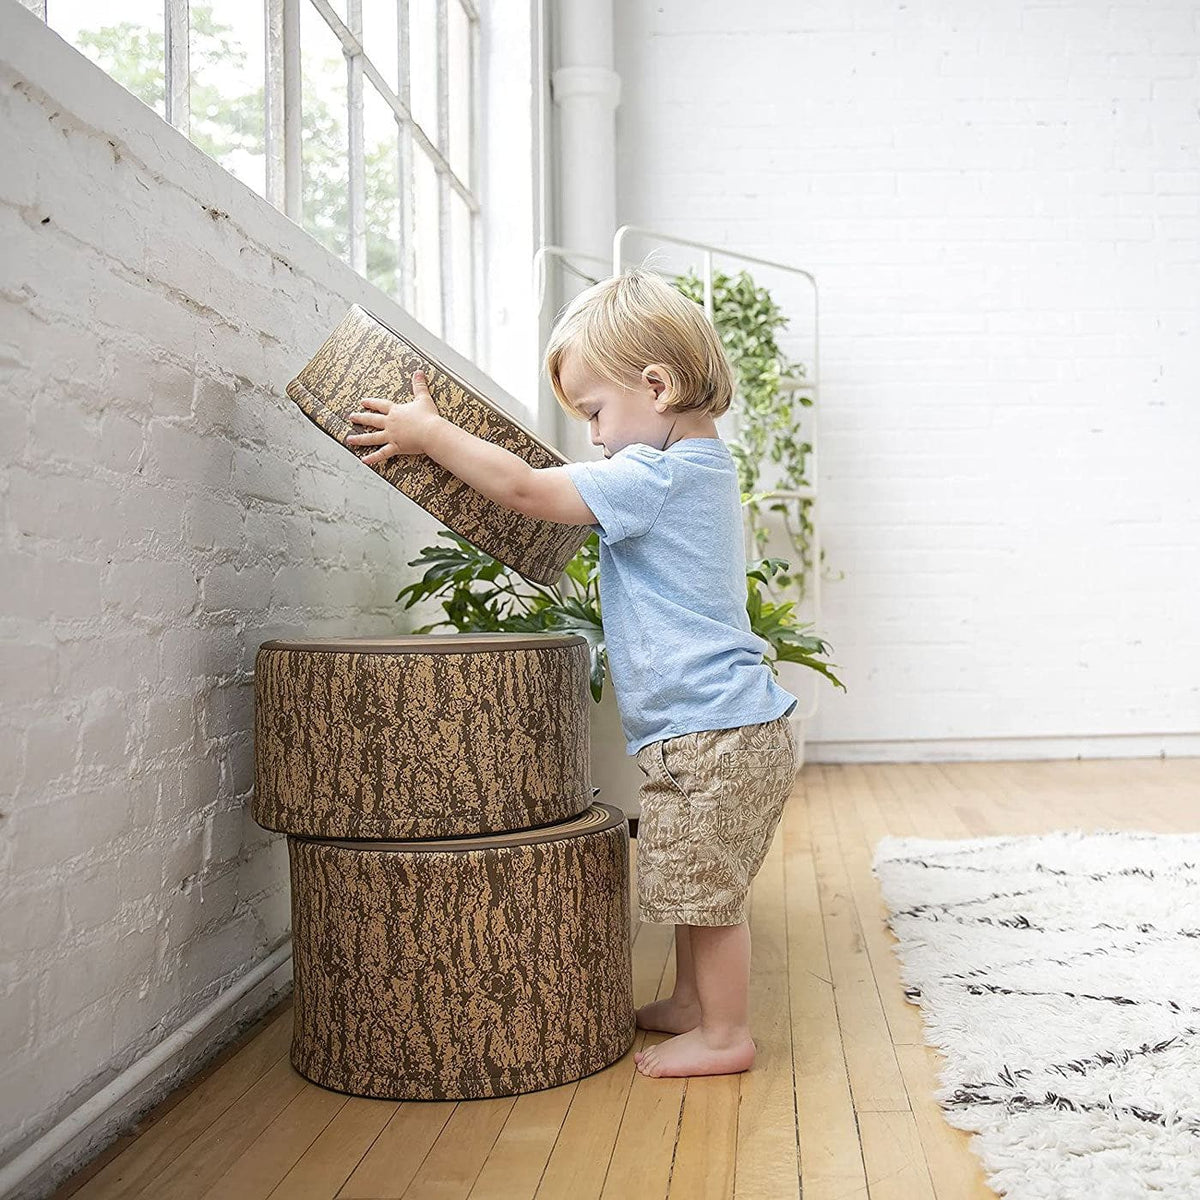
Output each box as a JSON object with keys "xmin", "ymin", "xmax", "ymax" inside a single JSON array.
[{"xmin": 802, "ymin": 731, "xmax": 1200, "ymax": 763}]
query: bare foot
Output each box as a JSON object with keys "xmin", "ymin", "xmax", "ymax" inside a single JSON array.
[
  {"xmin": 635, "ymin": 995, "xmax": 701, "ymax": 1034},
  {"xmin": 634, "ymin": 1027, "xmax": 756, "ymax": 1078}
]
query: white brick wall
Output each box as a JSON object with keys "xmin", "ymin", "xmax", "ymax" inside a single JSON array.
[
  {"xmin": 0, "ymin": 4, "xmax": 539, "ymax": 1192},
  {"xmin": 3, "ymin": 0, "xmax": 1197, "ymax": 1187},
  {"xmin": 615, "ymin": 0, "xmax": 1200, "ymax": 760}
]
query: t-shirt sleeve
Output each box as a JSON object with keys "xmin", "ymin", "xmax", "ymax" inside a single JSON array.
[{"xmin": 560, "ymin": 444, "xmax": 673, "ymax": 544}]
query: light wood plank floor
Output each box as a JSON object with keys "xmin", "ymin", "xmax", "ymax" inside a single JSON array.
[{"xmin": 53, "ymin": 757, "xmax": 1200, "ymax": 1200}]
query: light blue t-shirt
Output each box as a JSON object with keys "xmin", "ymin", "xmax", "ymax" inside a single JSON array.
[{"xmin": 561, "ymin": 436, "xmax": 798, "ymax": 756}]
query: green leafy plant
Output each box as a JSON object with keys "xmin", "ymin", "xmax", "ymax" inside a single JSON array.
[
  {"xmin": 674, "ymin": 266, "xmax": 843, "ymax": 603},
  {"xmin": 396, "ymin": 530, "xmax": 845, "ymax": 703}
]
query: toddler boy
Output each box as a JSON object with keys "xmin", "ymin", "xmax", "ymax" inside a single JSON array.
[{"xmin": 347, "ymin": 267, "xmax": 799, "ymax": 1078}]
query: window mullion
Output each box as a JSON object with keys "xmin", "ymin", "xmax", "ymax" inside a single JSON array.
[
  {"xmin": 265, "ymin": 0, "xmax": 284, "ymax": 209},
  {"xmin": 436, "ymin": 0, "xmax": 450, "ymax": 340},
  {"xmin": 468, "ymin": 8, "xmax": 480, "ymax": 360},
  {"xmin": 347, "ymin": 0, "xmax": 366, "ymax": 273},
  {"xmin": 397, "ymin": 0, "xmax": 415, "ymax": 311},
  {"xmin": 281, "ymin": 0, "xmax": 302, "ymax": 219},
  {"xmin": 165, "ymin": 0, "xmax": 190, "ymax": 132}
]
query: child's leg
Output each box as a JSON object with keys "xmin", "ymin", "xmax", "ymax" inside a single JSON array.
[
  {"xmin": 634, "ymin": 920, "xmax": 756, "ymax": 1078},
  {"xmin": 675, "ymin": 923, "xmax": 697, "ymax": 999},
  {"xmin": 691, "ymin": 920, "xmax": 751, "ymax": 1034},
  {"xmin": 635, "ymin": 925, "xmax": 700, "ymax": 1033},
  {"xmin": 633, "ymin": 714, "xmax": 794, "ymax": 1078}
]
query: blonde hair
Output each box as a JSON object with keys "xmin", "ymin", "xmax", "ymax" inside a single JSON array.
[{"xmin": 543, "ymin": 266, "xmax": 735, "ymax": 421}]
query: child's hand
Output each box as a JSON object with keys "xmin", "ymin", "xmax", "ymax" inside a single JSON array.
[{"xmin": 347, "ymin": 370, "xmax": 440, "ymax": 465}]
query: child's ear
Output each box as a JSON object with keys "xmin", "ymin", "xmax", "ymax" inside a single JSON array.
[{"xmin": 642, "ymin": 363, "xmax": 673, "ymax": 404}]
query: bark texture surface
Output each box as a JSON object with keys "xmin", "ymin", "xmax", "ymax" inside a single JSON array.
[
  {"xmin": 253, "ymin": 634, "xmax": 593, "ymax": 839},
  {"xmin": 288, "ymin": 804, "xmax": 634, "ymax": 1100},
  {"xmin": 286, "ymin": 304, "xmax": 592, "ymax": 584}
]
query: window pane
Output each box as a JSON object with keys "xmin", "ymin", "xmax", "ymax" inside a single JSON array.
[
  {"xmin": 413, "ymin": 147, "xmax": 442, "ymax": 335},
  {"xmin": 361, "ymin": 0, "xmax": 398, "ymax": 93},
  {"xmin": 447, "ymin": 1, "xmax": 469, "ymax": 184},
  {"xmin": 364, "ymin": 80, "xmax": 400, "ymax": 299},
  {"xmin": 408, "ymin": 0, "xmax": 439, "ymax": 149},
  {"xmin": 189, "ymin": 0, "xmax": 266, "ymax": 197},
  {"xmin": 300, "ymin": 0, "xmax": 349, "ymax": 261},
  {"xmin": 449, "ymin": 191, "xmax": 473, "ymax": 354},
  {"xmin": 47, "ymin": 0, "xmax": 166, "ymax": 119}
]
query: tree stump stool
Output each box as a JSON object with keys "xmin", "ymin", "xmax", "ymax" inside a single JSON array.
[
  {"xmin": 288, "ymin": 804, "xmax": 633, "ymax": 1100},
  {"xmin": 252, "ymin": 632, "xmax": 635, "ymax": 1101},
  {"xmin": 286, "ymin": 304, "xmax": 593, "ymax": 584},
  {"xmin": 253, "ymin": 633, "xmax": 595, "ymax": 839}
]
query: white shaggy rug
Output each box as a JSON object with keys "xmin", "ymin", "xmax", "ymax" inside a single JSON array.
[{"xmin": 872, "ymin": 831, "xmax": 1200, "ymax": 1199}]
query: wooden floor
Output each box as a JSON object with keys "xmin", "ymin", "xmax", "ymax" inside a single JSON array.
[{"xmin": 54, "ymin": 757, "xmax": 1200, "ymax": 1200}]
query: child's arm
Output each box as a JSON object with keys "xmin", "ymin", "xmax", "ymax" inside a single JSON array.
[
  {"xmin": 348, "ymin": 370, "xmax": 597, "ymax": 527},
  {"xmin": 421, "ymin": 409, "xmax": 597, "ymax": 526}
]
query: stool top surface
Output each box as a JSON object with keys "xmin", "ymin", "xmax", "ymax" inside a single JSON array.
[
  {"xmin": 291, "ymin": 802, "xmax": 625, "ymax": 852},
  {"xmin": 258, "ymin": 632, "xmax": 587, "ymax": 654}
]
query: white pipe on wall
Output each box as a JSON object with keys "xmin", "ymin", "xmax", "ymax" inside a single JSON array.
[
  {"xmin": 0, "ymin": 942, "xmax": 293, "ymax": 1200},
  {"xmin": 547, "ymin": 0, "xmax": 620, "ymax": 458},
  {"xmin": 551, "ymin": 0, "xmax": 619, "ymax": 256}
]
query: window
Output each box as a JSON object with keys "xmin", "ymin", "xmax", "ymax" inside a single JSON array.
[{"xmin": 39, "ymin": 0, "xmax": 482, "ymax": 358}]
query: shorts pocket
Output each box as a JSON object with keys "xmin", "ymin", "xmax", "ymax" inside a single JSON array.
[
  {"xmin": 634, "ymin": 746, "xmax": 652, "ymax": 777},
  {"xmin": 659, "ymin": 736, "xmax": 726, "ymax": 845},
  {"xmin": 636, "ymin": 742, "xmax": 689, "ymax": 906},
  {"xmin": 715, "ymin": 746, "xmax": 791, "ymax": 844},
  {"xmin": 721, "ymin": 748, "xmax": 788, "ymax": 775},
  {"xmin": 657, "ymin": 737, "xmax": 692, "ymax": 803}
]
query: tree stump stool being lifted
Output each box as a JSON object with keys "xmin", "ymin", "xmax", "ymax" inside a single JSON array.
[
  {"xmin": 251, "ymin": 632, "xmax": 635, "ymax": 1101},
  {"xmin": 285, "ymin": 304, "xmax": 594, "ymax": 585}
]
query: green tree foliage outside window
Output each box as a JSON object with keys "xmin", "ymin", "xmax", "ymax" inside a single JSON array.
[{"xmin": 75, "ymin": 6, "xmax": 403, "ymax": 299}]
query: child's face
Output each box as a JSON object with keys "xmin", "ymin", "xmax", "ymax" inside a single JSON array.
[{"xmin": 560, "ymin": 350, "xmax": 669, "ymax": 457}]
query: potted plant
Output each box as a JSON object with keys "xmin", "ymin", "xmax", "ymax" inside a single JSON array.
[
  {"xmin": 395, "ymin": 530, "xmax": 843, "ymax": 818},
  {"xmin": 675, "ymin": 265, "xmax": 847, "ymax": 597}
]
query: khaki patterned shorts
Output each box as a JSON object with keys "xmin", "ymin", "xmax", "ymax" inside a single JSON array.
[{"xmin": 633, "ymin": 713, "xmax": 798, "ymax": 926}]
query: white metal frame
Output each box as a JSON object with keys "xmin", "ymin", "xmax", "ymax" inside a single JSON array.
[
  {"xmin": 533, "ymin": 231, "xmax": 823, "ymax": 723},
  {"xmin": 531, "ymin": 243, "xmax": 609, "ymax": 312}
]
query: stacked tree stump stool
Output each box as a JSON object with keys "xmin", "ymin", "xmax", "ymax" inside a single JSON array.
[{"xmin": 253, "ymin": 632, "xmax": 635, "ymax": 1101}]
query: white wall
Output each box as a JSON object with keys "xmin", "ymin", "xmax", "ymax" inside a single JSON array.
[
  {"xmin": 0, "ymin": 3, "xmax": 539, "ymax": 1193},
  {"xmin": 614, "ymin": 0, "xmax": 1200, "ymax": 761}
]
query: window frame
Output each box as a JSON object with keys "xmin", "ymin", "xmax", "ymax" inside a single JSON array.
[{"xmin": 36, "ymin": 0, "xmax": 485, "ymax": 358}]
